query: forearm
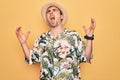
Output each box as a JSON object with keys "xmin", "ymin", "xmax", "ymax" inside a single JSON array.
[
  {"xmin": 20, "ymin": 43, "xmax": 30, "ymax": 60},
  {"xmin": 85, "ymin": 40, "xmax": 92, "ymax": 60},
  {"xmin": 82, "ymin": 18, "xmax": 96, "ymax": 61}
]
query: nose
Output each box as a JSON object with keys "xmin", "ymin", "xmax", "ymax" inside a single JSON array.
[{"xmin": 50, "ymin": 11, "xmax": 53, "ymax": 16}]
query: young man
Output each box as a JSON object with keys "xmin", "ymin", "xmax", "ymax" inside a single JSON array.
[{"xmin": 16, "ymin": 2, "xmax": 96, "ymax": 80}]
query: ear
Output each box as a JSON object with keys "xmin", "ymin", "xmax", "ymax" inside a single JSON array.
[{"xmin": 61, "ymin": 15, "xmax": 64, "ymax": 21}]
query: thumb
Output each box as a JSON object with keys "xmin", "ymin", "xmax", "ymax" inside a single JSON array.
[{"xmin": 83, "ymin": 25, "xmax": 87, "ymax": 31}]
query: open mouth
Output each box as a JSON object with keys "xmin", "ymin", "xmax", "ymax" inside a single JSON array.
[
  {"xmin": 50, "ymin": 16, "xmax": 55, "ymax": 20},
  {"xmin": 50, "ymin": 16, "xmax": 55, "ymax": 23}
]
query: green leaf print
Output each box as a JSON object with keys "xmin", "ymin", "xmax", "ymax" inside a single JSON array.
[
  {"xmin": 34, "ymin": 53, "xmax": 39, "ymax": 60},
  {"xmin": 72, "ymin": 61, "xmax": 79, "ymax": 77},
  {"xmin": 41, "ymin": 56, "xmax": 49, "ymax": 68},
  {"xmin": 47, "ymin": 68, "xmax": 53, "ymax": 77},
  {"xmin": 66, "ymin": 54, "xmax": 73, "ymax": 60},
  {"xmin": 38, "ymin": 40, "xmax": 46, "ymax": 44},
  {"xmin": 40, "ymin": 78, "xmax": 48, "ymax": 80},
  {"xmin": 66, "ymin": 36, "xmax": 75, "ymax": 46},
  {"xmin": 45, "ymin": 47, "xmax": 54, "ymax": 64}
]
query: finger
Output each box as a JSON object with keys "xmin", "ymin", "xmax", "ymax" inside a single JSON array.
[
  {"xmin": 26, "ymin": 31, "xmax": 31, "ymax": 37},
  {"xmin": 83, "ymin": 25, "xmax": 87, "ymax": 31},
  {"xmin": 16, "ymin": 26, "xmax": 23, "ymax": 36},
  {"xmin": 16, "ymin": 27, "xmax": 21, "ymax": 34},
  {"xmin": 91, "ymin": 18, "xmax": 95, "ymax": 23},
  {"xmin": 16, "ymin": 26, "xmax": 21, "ymax": 32},
  {"xmin": 16, "ymin": 27, "xmax": 20, "ymax": 35},
  {"xmin": 90, "ymin": 18, "xmax": 96, "ymax": 29}
]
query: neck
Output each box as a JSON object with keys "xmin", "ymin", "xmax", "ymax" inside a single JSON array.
[{"xmin": 50, "ymin": 25, "xmax": 63, "ymax": 38}]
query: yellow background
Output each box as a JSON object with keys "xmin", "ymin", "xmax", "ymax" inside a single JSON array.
[{"xmin": 0, "ymin": 0, "xmax": 120, "ymax": 80}]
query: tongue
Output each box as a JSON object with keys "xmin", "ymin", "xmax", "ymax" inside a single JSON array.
[{"xmin": 51, "ymin": 18, "xmax": 55, "ymax": 23}]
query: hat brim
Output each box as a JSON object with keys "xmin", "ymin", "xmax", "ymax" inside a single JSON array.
[{"xmin": 41, "ymin": 2, "xmax": 68, "ymax": 26}]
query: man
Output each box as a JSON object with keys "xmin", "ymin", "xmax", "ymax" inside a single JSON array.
[{"xmin": 16, "ymin": 2, "xmax": 96, "ymax": 80}]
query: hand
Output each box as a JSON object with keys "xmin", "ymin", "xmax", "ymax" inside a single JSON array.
[
  {"xmin": 16, "ymin": 27, "xmax": 30, "ymax": 44},
  {"xmin": 83, "ymin": 18, "xmax": 96, "ymax": 36}
]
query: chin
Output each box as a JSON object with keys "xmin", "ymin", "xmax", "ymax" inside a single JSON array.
[
  {"xmin": 49, "ymin": 23, "xmax": 57, "ymax": 28},
  {"xmin": 50, "ymin": 26, "xmax": 57, "ymax": 28}
]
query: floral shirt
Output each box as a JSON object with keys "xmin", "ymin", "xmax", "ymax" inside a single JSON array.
[{"xmin": 25, "ymin": 28, "xmax": 92, "ymax": 80}]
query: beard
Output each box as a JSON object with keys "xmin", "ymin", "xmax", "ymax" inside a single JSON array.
[
  {"xmin": 48, "ymin": 21, "xmax": 58, "ymax": 28},
  {"xmin": 47, "ymin": 19, "xmax": 61, "ymax": 28}
]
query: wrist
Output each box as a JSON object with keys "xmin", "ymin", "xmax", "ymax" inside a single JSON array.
[
  {"xmin": 20, "ymin": 42, "xmax": 27, "ymax": 46},
  {"xmin": 84, "ymin": 35, "xmax": 94, "ymax": 40}
]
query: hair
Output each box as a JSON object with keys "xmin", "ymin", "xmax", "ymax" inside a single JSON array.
[{"xmin": 47, "ymin": 6, "xmax": 63, "ymax": 15}]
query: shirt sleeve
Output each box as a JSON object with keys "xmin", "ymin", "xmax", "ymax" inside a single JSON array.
[
  {"xmin": 73, "ymin": 32, "xmax": 93, "ymax": 63},
  {"xmin": 25, "ymin": 35, "xmax": 43, "ymax": 64}
]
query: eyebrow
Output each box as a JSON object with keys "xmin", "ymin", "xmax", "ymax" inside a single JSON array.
[
  {"xmin": 46, "ymin": 6, "xmax": 62, "ymax": 15},
  {"xmin": 46, "ymin": 9, "xmax": 51, "ymax": 13}
]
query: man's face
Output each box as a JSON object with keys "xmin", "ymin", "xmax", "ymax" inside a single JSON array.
[{"xmin": 46, "ymin": 6, "xmax": 63, "ymax": 28}]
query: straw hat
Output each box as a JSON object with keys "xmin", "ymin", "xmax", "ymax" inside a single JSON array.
[{"xmin": 41, "ymin": 2, "xmax": 68, "ymax": 26}]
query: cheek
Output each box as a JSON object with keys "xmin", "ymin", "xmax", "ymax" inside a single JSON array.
[
  {"xmin": 46, "ymin": 14, "xmax": 49, "ymax": 20},
  {"xmin": 55, "ymin": 13, "xmax": 61, "ymax": 19}
]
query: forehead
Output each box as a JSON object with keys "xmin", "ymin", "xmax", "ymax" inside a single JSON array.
[{"xmin": 47, "ymin": 6, "xmax": 60, "ymax": 11}]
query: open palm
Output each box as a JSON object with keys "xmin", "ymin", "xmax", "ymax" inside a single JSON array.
[
  {"xmin": 83, "ymin": 18, "xmax": 96, "ymax": 36},
  {"xmin": 16, "ymin": 27, "xmax": 30, "ymax": 44}
]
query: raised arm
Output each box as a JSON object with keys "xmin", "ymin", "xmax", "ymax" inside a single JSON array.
[
  {"xmin": 16, "ymin": 27, "xmax": 31, "ymax": 60},
  {"xmin": 83, "ymin": 18, "xmax": 96, "ymax": 61}
]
